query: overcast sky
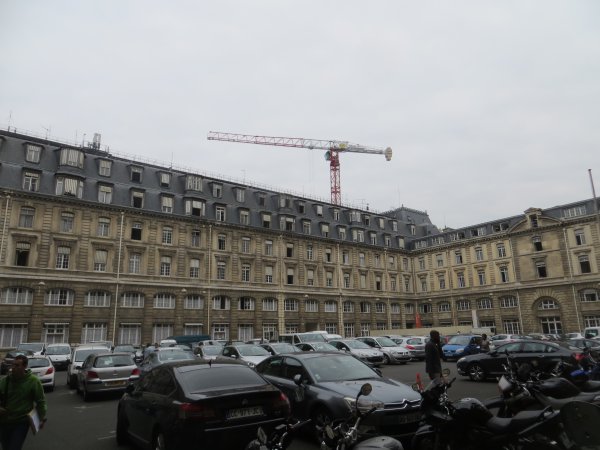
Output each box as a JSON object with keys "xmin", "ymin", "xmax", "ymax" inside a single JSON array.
[{"xmin": 2, "ymin": 1, "xmax": 599, "ymax": 229}]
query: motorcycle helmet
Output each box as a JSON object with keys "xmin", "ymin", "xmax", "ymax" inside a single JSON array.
[{"xmin": 452, "ymin": 398, "xmax": 493, "ymax": 425}]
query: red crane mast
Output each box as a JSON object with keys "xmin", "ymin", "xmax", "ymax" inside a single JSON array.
[{"xmin": 207, "ymin": 131, "xmax": 392, "ymax": 205}]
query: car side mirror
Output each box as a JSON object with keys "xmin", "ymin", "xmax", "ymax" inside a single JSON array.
[{"xmin": 75, "ymin": 365, "xmax": 82, "ymax": 370}]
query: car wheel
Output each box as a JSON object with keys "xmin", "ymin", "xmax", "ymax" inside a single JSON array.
[
  {"xmin": 311, "ymin": 406, "xmax": 334, "ymax": 443},
  {"xmin": 116, "ymin": 410, "xmax": 129, "ymax": 445},
  {"xmin": 468, "ymin": 363, "xmax": 486, "ymax": 382},
  {"xmin": 383, "ymin": 354, "xmax": 391, "ymax": 365},
  {"xmin": 153, "ymin": 431, "xmax": 169, "ymax": 450}
]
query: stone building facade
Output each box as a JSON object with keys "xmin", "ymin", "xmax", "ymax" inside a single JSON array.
[{"xmin": 0, "ymin": 128, "xmax": 599, "ymax": 347}]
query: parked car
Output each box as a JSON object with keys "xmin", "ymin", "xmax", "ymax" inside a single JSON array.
[
  {"xmin": 194, "ymin": 344, "xmax": 222, "ymax": 361},
  {"xmin": 456, "ymin": 340, "xmax": 579, "ymax": 381},
  {"xmin": 76, "ymin": 352, "xmax": 140, "ymax": 401},
  {"xmin": 489, "ymin": 334, "xmax": 526, "ymax": 349},
  {"xmin": 114, "ymin": 344, "xmax": 143, "ymax": 363},
  {"xmin": 328, "ymin": 339, "xmax": 385, "ymax": 366},
  {"xmin": 356, "ymin": 336, "xmax": 412, "ymax": 364},
  {"xmin": 116, "ymin": 360, "xmax": 290, "ymax": 449},
  {"xmin": 26, "ymin": 356, "xmax": 55, "ymax": 391},
  {"xmin": 216, "ymin": 344, "xmax": 271, "ymax": 368},
  {"xmin": 0, "ymin": 350, "xmax": 34, "ymax": 375},
  {"xmin": 386, "ymin": 336, "xmax": 428, "ymax": 360},
  {"xmin": 295, "ymin": 342, "xmax": 340, "ymax": 353},
  {"xmin": 442, "ymin": 334, "xmax": 482, "ymax": 361},
  {"xmin": 255, "ymin": 352, "xmax": 422, "ymax": 439},
  {"xmin": 16, "ymin": 342, "xmax": 46, "ymax": 356},
  {"xmin": 139, "ymin": 347, "xmax": 196, "ymax": 372},
  {"xmin": 45, "ymin": 343, "xmax": 71, "ymax": 370},
  {"xmin": 565, "ymin": 332, "xmax": 584, "ymax": 340},
  {"xmin": 68, "ymin": 345, "xmax": 115, "ymax": 388},
  {"xmin": 278, "ymin": 332, "xmax": 327, "ymax": 345},
  {"xmin": 565, "ymin": 338, "xmax": 600, "ymax": 358},
  {"xmin": 260, "ymin": 342, "xmax": 301, "ymax": 355}
]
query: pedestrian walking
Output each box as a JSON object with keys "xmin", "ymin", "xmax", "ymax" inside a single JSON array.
[
  {"xmin": 480, "ymin": 333, "xmax": 490, "ymax": 352},
  {"xmin": 425, "ymin": 330, "xmax": 444, "ymax": 383},
  {"xmin": 0, "ymin": 354, "xmax": 47, "ymax": 450}
]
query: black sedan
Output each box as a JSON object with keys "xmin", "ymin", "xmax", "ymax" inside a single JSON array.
[
  {"xmin": 116, "ymin": 360, "xmax": 291, "ymax": 449},
  {"xmin": 456, "ymin": 339, "xmax": 579, "ymax": 381},
  {"xmin": 255, "ymin": 352, "xmax": 422, "ymax": 439}
]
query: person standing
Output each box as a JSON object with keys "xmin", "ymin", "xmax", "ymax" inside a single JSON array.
[
  {"xmin": 0, "ymin": 354, "xmax": 47, "ymax": 450},
  {"xmin": 480, "ymin": 334, "xmax": 490, "ymax": 352},
  {"xmin": 425, "ymin": 330, "xmax": 444, "ymax": 382}
]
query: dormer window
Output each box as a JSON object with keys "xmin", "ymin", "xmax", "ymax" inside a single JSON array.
[
  {"xmin": 349, "ymin": 211, "xmax": 361, "ymax": 223},
  {"xmin": 298, "ymin": 202, "xmax": 305, "ymax": 214},
  {"xmin": 56, "ymin": 176, "xmax": 83, "ymax": 198},
  {"xmin": 333, "ymin": 209, "xmax": 340, "ymax": 221},
  {"xmin": 235, "ymin": 188, "xmax": 245, "ymax": 203},
  {"xmin": 159, "ymin": 172, "xmax": 171, "ymax": 188},
  {"xmin": 529, "ymin": 215, "xmax": 539, "ymax": 228},
  {"xmin": 98, "ymin": 159, "xmax": 112, "ymax": 176},
  {"xmin": 212, "ymin": 183, "xmax": 222, "ymax": 198},
  {"xmin": 25, "ymin": 144, "xmax": 42, "ymax": 163},
  {"xmin": 392, "ymin": 221, "xmax": 398, "ymax": 232},
  {"xmin": 279, "ymin": 196, "xmax": 292, "ymax": 209},
  {"xmin": 186, "ymin": 175, "xmax": 203, "ymax": 192},
  {"xmin": 185, "ymin": 199, "xmax": 205, "ymax": 217},
  {"xmin": 130, "ymin": 166, "xmax": 143, "ymax": 183},
  {"xmin": 378, "ymin": 218, "xmax": 385, "ymax": 229},
  {"xmin": 316, "ymin": 205, "xmax": 323, "ymax": 216},
  {"xmin": 60, "ymin": 148, "xmax": 84, "ymax": 168}
]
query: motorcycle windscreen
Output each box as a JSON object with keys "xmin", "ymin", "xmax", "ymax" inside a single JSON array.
[{"xmin": 560, "ymin": 401, "xmax": 600, "ymax": 447}]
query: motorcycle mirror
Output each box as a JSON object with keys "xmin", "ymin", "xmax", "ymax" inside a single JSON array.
[
  {"xmin": 257, "ymin": 427, "xmax": 267, "ymax": 444},
  {"xmin": 360, "ymin": 383, "xmax": 373, "ymax": 396},
  {"xmin": 442, "ymin": 368, "xmax": 451, "ymax": 377},
  {"xmin": 411, "ymin": 383, "xmax": 420, "ymax": 391}
]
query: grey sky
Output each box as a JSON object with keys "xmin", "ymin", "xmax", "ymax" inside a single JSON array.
[{"xmin": 2, "ymin": 1, "xmax": 599, "ymax": 229}]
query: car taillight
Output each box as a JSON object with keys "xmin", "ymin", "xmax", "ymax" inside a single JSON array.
[
  {"xmin": 45, "ymin": 367, "xmax": 54, "ymax": 375},
  {"xmin": 86, "ymin": 370, "xmax": 99, "ymax": 379},
  {"xmin": 130, "ymin": 367, "xmax": 140, "ymax": 376},
  {"xmin": 405, "ymin": 345, "xmax": 415, "ymax": 350},
  {"xmin": 272, "ymin": 392, "xmax": 291, "ymax": 415},
  {"xmin": 178, "ymin": 402, "xmax": 216, "ymax": 420}
]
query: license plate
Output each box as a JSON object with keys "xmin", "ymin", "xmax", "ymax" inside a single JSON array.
[
  {"xmin": 105, "ymin": 380, "xmax": 126, "ymax": 387},
  {"xmin": 397, "ymin": 412, "xmax": 422, "ymax": 424},
  {"xmin": 226, "ymin": 406, "xmax": 263, "ymax": 420}
]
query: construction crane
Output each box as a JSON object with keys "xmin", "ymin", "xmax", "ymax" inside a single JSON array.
[{"xmin": 207, "ymin": 131, "xmax": 392, "ymax": 205}]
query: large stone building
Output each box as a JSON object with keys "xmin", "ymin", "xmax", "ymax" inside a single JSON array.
[{"xmin": 0, "ymin": 128, "xmax": 599, "ymax": 347}]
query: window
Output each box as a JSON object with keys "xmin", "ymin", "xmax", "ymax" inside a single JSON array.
[
  {"xmin": 0, "ymin": 287, "xmax": 33, "ymax": 305},
  {"xmin": 359, "ymin": 253, "xmax": 365, "ymax": 266},
  {"xmin": 436, "ymin": 254, "xmax": 444, "ymax": 267},
  {"xmin": 262, "ymin": 213, "xmax": 271, "ymax": 228},
  {"xmin": 129, "ymin": 253, "xmax": 141, "ymax": 274},
  {"xmin": 501, "ymin": 296, "xmax": 518, "ymax": 308},
  {"xmin": 212, "ymin": 296, "xmax": 230, "ymax": 310},
  {"xmin": 131, "ymin": 191, "xmax": 144, "ymax": 208},
  {"xmin": 306, "ymin": 300, "xmax": 318, "ymax": 312},
  {"xmin": 503, "ymin": 320, "xmax": 521, "ymax": 334},
  {"xmin": 185, "ymin": 199, "xmax": 205, "ymax": 217},
  {"xmin": 189, "ymin": 259, "xmax": 200, "ymax": 278},
  {"xmin": 375, "ymin": 302, "xmax": 385, "ymax": 313},
  {"xmin": 264, "ymin": 266, "xmax": 273, "ymax": 283},
  {"xmin": 241, "ymin": 264, "xmax": 251, "ymax": 282},
  {"xmin": 384, "ymin": 235, "xmax": 391, "ymax": 247},
  {"xmin": 321, "ymin": 224, "xmax": 329, "ymax": 237},
  {"xmin": 360, "ymin": 302, "xmax": 370, "ymax": 313},
  {"xmin": 325, "ymin": 248, "xmax": 332, "ymax": 262},
  {"xmin": 284, "ymin": 299, "xmax": 298, "ymax": 311},
  {"xmin": 420, "ymin": 277, "xmax": 427, "ymax": 292},
  {"xmin": 306, "ymin": 245, "xmax": 313, "ymax": 260},
  {"xmin": 121, "ymin": 293, "xmax": 144, "ymax": 308},
  {"xmin": 419, "ymin": 303, "xmax": 432, "ymax": 314},
  {"xmin": 575, "ymin": 229, "xmax": 586, "ymax": 246},
  {"xmin": 83, "ymin": 291, "xmax": 110, "ymax": 307},
  {"xmin": 98, "ymin": 185, "xmax": 112, "ymax": 204},
  {"xmin": 360, "ymin": 274, "xmax": 367, "ymax": 289},
  {"xmin": 584, "ymin": 316, "xmax": 600, "ymax": 327},
  {"xmin": 14, "ymin": 242, "xmax": 30, "ymax": 266},
  {"xmin": 475, "ymin": 247, "xmax": 484, "ymax": 261},
  {"xmin": 162, "ymin": 227, "xmax": 173, "ymax": 245},
  {"xmin": 529, "ymin": 215, "xmax": 539, "ymax": 228},
  {"xmin": 316, "ymin": 205, "xmax": 323, "ymax": 216},
  {"xmin": 350, "ymin": 211, "xmax": 361, "ymax": 222},
  {"xmin": 22, "ymin": 171, "xmax": 39, "ymax": 191},
  {"xmin": 477, "ymin": 270, "xmax": 486, "ymax": 286},
  {"xmin": 438, "ymin": 274, "xmax": 446, "ymax": 289},
  {"xmin": 161, "ymin": 196, "xmax": 173, "ymax": 214},
  {"xmin": 344, "ymin": 323, "xmax": 355, "ymax": 338},
  {"xmin": 390, "ymin": 276, "xmax": 397, "ymax": 291},
  {"xmin": 59, "ymin": 212, "xmax": 74, "ymax": 233},
  {"xmin": 477, "ymin": 298, "xmax": 492, "ymax": 309},
  {"xmin": 403, "ymin": 258, "xmax": 409, "ymax": 271},
  {"xmin": 326, "ymin": 271, "xmax": 333, "ymax": 287},
  {"xmin": 59, "ymin": 148, "xmax": 84, "ymax": 168},
  {"xmin": 216, "ymin": 206, "xmax": 226, "ymax": 222},
  {"xmin": 418, "ymin": 257, "xmax": 425, "ymax": 270},
  {"xmin": 212, "ymin": 183, "xmax": 222, "ymax": 198},
  {"xmin": 338, "ymin": 227, "xmax": 346, "ymax": 240},
  {"xmin": 343, "ymin": 273, "xmax": 351, "ymax": 288},
  {"xmin": 184, "ymin": 295, "xmax": 203, "ymax": 309},
  {"xmin": 280, "ymin": 217, "xmax": 295, "ymax": 231},
  {"xmin": 390, "ymin": 303, "xmax": 401, "ymax": 313},
  {"xmin": 306, "ymin": 269, "xmax": 314, "ymax": 286},
  {"xmin": 264, "ymin": 240, "xmax": 273, "ymax": 256},
  {"xmin": 218, "ymin": 234, "xmax": 226, "ymax": 250},
  {"xmin": 333, "ymin": 209, "xmax": 340, "ymax": 221},
  {"xmin": 81, "ymin": 323, "xmax": 107, "ymax": 344},
  {"xmin": 579, "ymin": 255, "xmax": 591, "ymax": 274},
  {"xmin": 131, "ymin": 222, "xmax": 142, "ymax": 240},
  {"xmin": 263, "ymin": 298, "xmax": 277, "ymax": 311},
  {"xmin": 404, "ymin": 276, "xmax": 411, "ymax": 292},
  {"xmin": 186, "ymin": 175, "xmax": 203, "ymax": 191},
  {"xmin": 455, "ymin": 251, "xmax": 463, "ymax": 264},
  {"xmin": 94, "ymin": 249, "xmax": 108, "ymax": 272},
  {"xmin": 457, "ymin": 272, "xmax": 465, "ymax": 288},
  {"xmin": 238, "ymin": 297, "xmax": 254, "ymax": 311},
  {"xmin": 240, "ymin": 210, "xmax": 250, "ymax": 225},
  {"xmin": 456, "ymin": 300, "xmax": 470, "ymax": 311},
  {"xmin": 539, "ymin": 299, "xmax": 558, "ymax": 310},
  {"xmin": 159, "ymin": 172, "xmax": 171, "ymax": 188},
  {"xmin": 191, "ymin": 229, "xmax": 201, "ymax": 247},
  {"xmin": 98, "ymin": 159, "xmax": 111, "ymax": 176},
  {"xmin": 302, "ymin": 221, "xmax": 311, "ymax": 234},
  {"xmin": 43, "ymin": 324, "xmax": 69, "ymax": 344},
  {"xmin": 45, "ymin": 289, "xmax": 74, "ymax": 306},
  {"xmin": 438, "ymin": 302, "xmax": 451, "ymax": 312},
  {"xmin": 25, "ymin": 144, "xmax": 41, "ymax": 163},
  {"xmin": 533, "ymin": 236, "xmax": 543, "ymax": 251},
  {"xmin": 258, "ymin": 194, "xmax": 266, "ymax": 206},
  {"xmin": 343, "ymin": 301, "xmax": 354, "ymax": 313},
  {"xmin": 392, "ymin": 221, "xmax": 398, "ymax": 232},
  {"xmin": 217, "ymin": 261, "xmax": 226, "ymax": 280},
  {"xmin": 286, "ymin": 267, "xmax": 294, "ymax": 284},
  {"xmin": 97, "ymin": 217, "xmax": 110, "ymax": 237},
  {"xmin": 160, "ymin": 256, "xmax": 171, "ymax": 276},
  {"xmin": 388, "ymin": 255, "xmax": 396, "ymax": 269},
  {"xmin": 497, "ymin": 243, "xmax": 506, "ymax": 258},
  {"xmin": 500, "ymin": 266, "xmax": 509, "ymax": 283},
  {"xmin": 580, "ymin": 290, "xmax": 599, "ymax": 302},
  {"xmin": 286, "ymin": 244, "xmax": 294, "ymax": 258},
  {"xmin": 154, "ymin": 294, "xmax": 175, "ymax": 309},
  {"xmin": 240, "ymin": 237, "xmax": 251, "ymax": 254},
  {"xmin": 56, "ymin": 176, "xmax": 84, "ymax": 198},
  {"xmin": 324, "ymin": 301, "xmax": 337, "ymax": 313},
  {"xmin": 536, "ymin": 261, "xmax": 547, "ymax": 278},
  {"xmin": 342, "ymin": 251, "xmax": 349, "ymax": 265},
  {"xmin": 56, "ymin": 246, "xmax": 70, "ymax": 269},
  {"xmin": 405, "ymin": 304, "xmax": 414, "ymax": 313},
  {"xmin": 130, "ymin": 166, "xmax": 143, "ymax": 183},
  {"xmin": 540, "ymin": 317, "xmax": 562, "ymax": 335},
  {"xmin": 152, "ymin": 324, "xmax": 174, "ymax": 344},
  {"xmin": 370, "ymin": 233, "xmax": 377, "ymax": 245},
  {"xmin": 297, "ymin": 202, "xmax": 305, "ymax": 214},
  {"xmin": 376, "ymin": 276, "xmax": 382, "ymax": 291}
]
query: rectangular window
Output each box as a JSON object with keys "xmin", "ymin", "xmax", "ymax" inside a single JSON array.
[
  {"xmin": 159, "ymin": 172, "xmax": 171, "ymax": 188},
  {"xmin": 45, "ymin": 289, "xmax": 74, "ymax": 306},
  {"xmin": 0, "ymin": 287, "xmax": 33, "ymax": 305},
  {"xmin": 56, "ymin": 246, "xmax": 70, "ymax": 269},
  {"xmin": 212, "ymin": 184, "xmax": 222, "ymax": 198},
  {"xmin": 216, "ymin": 206, "xmax": 226, "ymax": 222},
  {"xmin": 98, "ymin": 185, "xmax": 112, "ymax": 204},
  {"xmin": 343, "ymin": 273, "xmax": 351, "ymax": 288},
  {"xmin": 81, "ymin": 323, "xmax": 107, "ymax": 344},
  {"xmin": 286, "ymin": 267, "xmax": 294, "ymax": 285},
  {"xmin": 186, "ymin": 175, "xmax": 203, "ymax": 191},
  {"xmin": 370, "ymin": 233, "xmax": 377, "ymax": 245},
  {"xmin": 98, "ymin": 160, "xmax": 112, "ymax": 176},
  {"xmin": 305, "ymin": 300, "xmax": 318, "ymax": 313},
  {"xmin": 306, "ymin": 245, "xmax": 313, "ymax": 260},
  {"xmin": 217, "ymin": 261, "xmax": 226, "ymax": 280},
  {"xmin": 262, "ymin": 213, "xmax": 271, "ymax": 228},
  {"xmin": 359, "ymin": 253, "xmax": 365, "ymax": 266},
  {"xmin": 161, "ymin": 196, "xmax": 173, "ymax": 213},
  {"xmin": 121, "ymin": 293, "xmax": 144, "ymax": 308},
  {"xmin": 477, "ymin": 298, "xmax": 492, "ymax": 309},
  {"xmin": 501, "ymin": 296, "xmax": 518, "ymax": 308},
  {"xmin": 343, "ymin": 301, "xmax": 354, "ymax": 313},
  {"xmin": 438, "ymin": 274, "xmax": 446, "ymax": 289},
  {"xmin": 241, "ymin": 237, "xmax": 251, "ymax": 254},
  {"xmin": 579, "ymin": 255, "xmax": 591, "ymax": 274},
  {"xmin": 342, "ymin": 251, "xmax": 349, "ymax": 265},
  {"xmin": 436, "ymin": 254, "xmax": 444, "ymax": 267},
  {"xmin": 25, "ymin": 144, "xmax": 41, "ymax": 163},
  {"xmin": 338, "ymin": 227, "xmax": 346, "ymax": 240},
  {"xmin": 154, "ymin": 294, "xmax": 175, "ymax": 309},
  {"xmin": 56, "ymin": 177, "xmax": 83, "ymax": 198},
  {"xmin": 191, "ymin": 229, "xmax": 201, "ymax": 247},
  {"xmin": 475, "ymin": 247, "xmax": 484, "ymax": 261},
  {"xmin": 189, "ymin": 258, "xmax": 200, "ymax": 278},
  {"xmin": 326, "ymin": 271, "xmax": 333, "ymax": 287},
  {"xmin": 118, "ymin": 324, "xmax": 141, "ymax": 345},
  {"xmin": 84, "ymin": 291, "xmax": 110, "ymax": 307},
  {"xmin": 241, "ymin": 264, "xmax": 251, "ymax": 282},
  {"xmin": 286, "ymin": 244, "xmax": 294, "ymax": 258},
  {"xmin": 235, "ymin": 188, "xmax": 245, "ymax": 202},
  {"xmin": 60, "ymin": 212, "xmax": 74, "ymax": 233},
  {"xmin": 418, "ymin": 257, "xmax": 425, "ymax": 270},
  {"xmin": 14, "ymin": 242, "xmax": 30, "ymax": 267},
  {"xmin": 22, "ymin": 172, "xmax": 40, "ymax": 191},
  {"xmin": 184, "ymin": 295, "xmax": 203, "ymax": 309},
  {"xmin": 262, "ymin": 298, "xmax": 277, "ymax": 311},
  {"xmin": 240, "ymin": 210, "xmax": 250, "ymax": 225},
  {"xmin": 575, "ymin": 229, "xmax": 586, "ymax": 246},
  {"xmin": 162, "ymin": 227, "xmax": 173, "ymax": 245},
  {"xmin": 533, "ymin": 236, "xmax": 543, "ymax": 251},
  {"xmin": 324, "ymin": 301, "xmax": 336, "ymax": 313},
  {"xmin": 325, "ymin": 248, "xmax": 332, "ymax": 262},
  {"xmin": 456, "ymin": 300, "xmax": 470, "ymax": 311},
  {"xmin": 97, "ymin": 217, "xmax": 110, "ymax": 237},
  {"xmin": 302, "ymin": 221, "xmax": 311, "ymax": 234},
  {"xmin": 152, "ymin": 324, "xmax": 174, "ymax": 343},
  {"xmin": 94, "ymin": 249, "xmax": 108, "ymax": 272},
  {"xmin": 264, "ymin": 240, "xmax": 273, "ymax": 256},
  {"xmin": 60, "ymin": 148, "xmax": 84, "ymax": 168},
  {"xmin": 536, "ymin": 261, "xmax": 547, "ymax": 278},
  {"xmin": 131, "ymin": 191, "xmax": 144, "ymax": 208},
  {"xmin": 284, "ymin": 299, "xmax": 298, "ymax": 311},
  {"xmin": 478, "ymin": 270, "xmax": 486, "ymax": 286},
  {"xmin": 321, "ymin": 224, "xmax": 329, "ymax": 237},
  {"xmin": 455, "ymin": 251, "xmax": 463, "ymax": 264},
  {"xmin": 457, "ymin": 272, "xmax": 465, "ymax": 288},
  {"xmin": 306, "ymin": 269, "xmax": 314, "ymax": 286},
  {"xmin": 130, "ymin": 167, "xmax": 143, "ymax": 183},
  {"xmin": 129, "ymin": 253, "xmax": 141, "ymax": 274},
  {"xmin": 500, "ymin": 266, "xmax": 509, "ymax": 283},
  {"xmin": 360, "ymin": 274, "xmax": 367, "ymax": 289},
  {"xmin": 497, "ymin": 243, "xmax": 507, "ymax": 258},
  {"xmin": 265, "ymin": 266, "xmax": 273, "ymax": 284},
  {"xmin": 218, "ymin": 234, "xmax": 226, "ymax": 250},
  {"xmin": 185, "ymin": 199, "xmax": 205, "ymax": 217},
  {"xmin": 160, "ymin": 256, "xmax": 171, "ymax": 276}
]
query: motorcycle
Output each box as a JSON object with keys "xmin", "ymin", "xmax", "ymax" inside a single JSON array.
[
  {"xmin": 319, "ymin": 383, "xmax": 403, "ymax": 450},
  {"xmin": 411, "ymin": 369, "xmax": 571, "ymax": 450},
  {"xmin": 245, "ymin": 418, "xmax": 312, "ymax": 450}
]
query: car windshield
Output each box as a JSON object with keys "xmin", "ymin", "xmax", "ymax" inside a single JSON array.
[
  {"xmin": 28, "ymin": 358, "xmax": 50, "ymax": 368},
  {"xmin": 46, "ymin": 346, "xmax": 70, "ymax": 355},
  {"xmin": 17, "ymin": 343, "xmax": 44, "ymax": 353},
  {"xmin": 114, "ymin": 345, "xmax": 135, "ymax": 353},
  {"xmin": 343, "ymin": 340, "xmax": 371, "ymax": 349},
  {"xmin": 303, "ymin": 355, "xmax": 378, "ymax": 382},
  {"xmin": 94, "ymin": 355, "xmax": 133, "ymax": 367},
  {"xmin": 202, "ymin": 346, "xmax": 222, "ymax": 356},
  {"xmin": 447, "ymin": 335, "xmax": 472, "ymax": 346},
  {"xmin": 180, "ymin": 365, "xmax": 267, "ymax": 393},
  {"xmin": 157, "ymin": 350, "xmax": 195, "ymax": 362},
  {"xmin": 74, "ymin": 349, "xmax": 100, "ymax": 362},
  {"xmin": 375, "ymin": 337, "xmax": 398, "ymax": 347},
  {"xmin": 237, "ymin": 345, "xmax": 270, "ymax": 357}
]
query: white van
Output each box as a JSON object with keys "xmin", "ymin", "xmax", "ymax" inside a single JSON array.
[{"xmin": 584, "ymin": 327, "xmax": 600, "ymax": 339}]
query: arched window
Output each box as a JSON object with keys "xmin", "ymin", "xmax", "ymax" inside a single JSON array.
[{"xmin": 538, "ymin": 298, "xmax": 558, "ymax": 310}]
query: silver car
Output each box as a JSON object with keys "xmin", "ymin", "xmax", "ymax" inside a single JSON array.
[
  {"xmin": 28, "ymin": 356, "xmax": 55, "ymax": 392},
  {"xmin": 356, "ymin": 336, "xmax": 412, "ymax": 364},
  {"xmin": 76, "ymin": 352, "xmax": 140, "ymax": 401},
  {"xmin": 328, "ymin": 339, "xmax": 385, "ymax": 367}
]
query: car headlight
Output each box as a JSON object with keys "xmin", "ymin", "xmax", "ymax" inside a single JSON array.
[
  {"xmin": 457, "ymin": 357, "xmax": 466, "ymax": 364},
  {"xmin": 344, "ymin": 396, "xmax": 385, "ymax": 413},
  {"xmin": 455, "ymin": 348, "xmax": 464, "ymax": 354}
]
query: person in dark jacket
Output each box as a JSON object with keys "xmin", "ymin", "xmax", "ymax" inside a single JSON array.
[
  {"xmin": 425, "ymin": 330, "xmax": 444, "ymax": 382},
  {"xmin": 0, "ymin": 354, "xmax": 47, "ymax": 450}
]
